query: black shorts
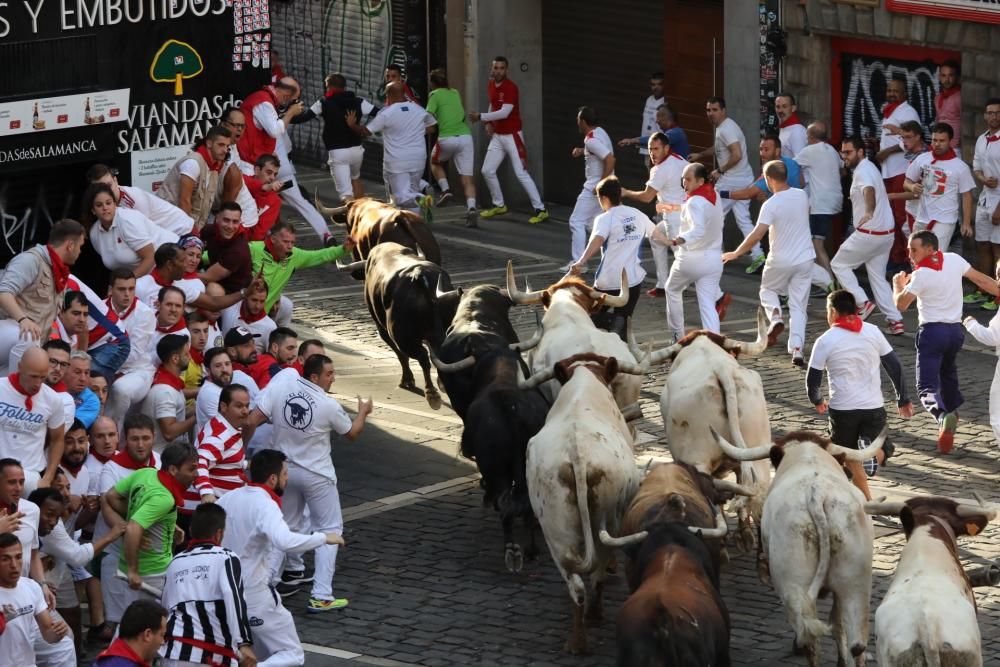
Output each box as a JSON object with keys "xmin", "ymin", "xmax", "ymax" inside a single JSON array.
[
  {"xmin": 828, "ymin": 407, "xmax": 887, "ymax": 450},
  {"xmin": 810, "ymin": 213, "xmax": 833, "ymax": 240}
]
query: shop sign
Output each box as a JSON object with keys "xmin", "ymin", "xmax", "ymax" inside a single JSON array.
[{"xmin": 887, "ymin": 0, "xmax": 1000, "ymax": 25}]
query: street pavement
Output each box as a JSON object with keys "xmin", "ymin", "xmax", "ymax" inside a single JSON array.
[{"xmin": 234, "ymin": 167, "xmax": 1000, "ymax": 666}]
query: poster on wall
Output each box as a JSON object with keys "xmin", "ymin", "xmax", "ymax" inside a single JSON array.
[{"xmin": 758, "ymin": 0, "xmax": 781, "ymax": 136}]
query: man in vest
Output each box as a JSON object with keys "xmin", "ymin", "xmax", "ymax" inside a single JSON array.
[
  {"xmin": 238, "ymin": 77, "xmax": 304, "ymax": 166},
  {"xmin": 157, "ymin": 126, "xmax": 233, "ymax": 232},
  {"xmin": 0, "ymin": 219, "xmax": 86, "ymax": 376}
]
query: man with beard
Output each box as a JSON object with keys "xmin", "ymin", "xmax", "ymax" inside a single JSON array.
[
  {"xmin": 139, "ymin": 334, "xmax": 195, "ymax": 454},
  {"xmin": 183, "ymin": 384, "xmax": 251, "ymax": 511},
  {"xmin": 904, "ymin": 122, "xmax": 975, "ymax": 251},
  {"xmin": 774, "ymin": 93, "xmax": 807, "ymax": 158},
  {"xmin": 971, "ymin": 98, "xmax": 1000, "ymax": 308},
  {"xmin": 59, "ymin": 420, "xmax": 91, "ymax": 522},
  {"xmin": 196, "ymin": 348, "xmax": 254, "ymax": 433},
  {"xmin": 247, "ymin": 327, "xmax": 299, "ymax": 390},
  {"xmin": 218, "ymin": 108, "xmax": 260, "ymax": 231},
  {"xmin": 220, "ymin": 282, "xmax": 276, "ymax": 354},
  {"xmin": 218, "ymin": 449, "xmax": 343, "ymax": 663},
  {"xmin": 43, "ymin": 339, "xmax": 76, "ymax": 432},
  {"xmin": 198, "ymin": 203, "xmax": 253, "ymax": 294},
  {"xmin": 102, "ymin": 269, "xmax": 158, "ymax": 426},
  {"xmin": 876, "ymin": 77, "xmax": 921, "ymax": 270}
]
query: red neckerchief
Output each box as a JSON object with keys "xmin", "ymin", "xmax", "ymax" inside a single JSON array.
[
  {"xmin": 89, "ymin": 446, "xmax": 113, "ymax": 465},
  {"xmin": 779, "ymin": 113, "xmax": 802, "ymax": 129},
  {"xmin": 110, "ymin": 297, "xmax": 138, "ymax": 320},
  {"xmin": 156, "ymin": 317, "xmax": 187, "ymax": 334},
  {"xmin": 46, "ymin": 245, "xmax": 70, "ymax": 292},
  {"xmin": 263, "ymin": 235, "xmax": 281, "ymax": 261},
  {"xmin": 240, "ymin": 301, "xmax": 267, "ymax": 324},
  {"xmin": 915, "ymin": 250, "xmax": 944, "ymax": 271},
  {"xmin": 987, "ymin": 132, "xmax": 1000, "ymax": 145},
  {"xmin": 882, "ymin": 101, "xmax": 902, "ymax": 119},
  {"xmin": 190, "ymin": 347, "xmax": 205, "ymax": 365},
  {"xmin": 182, "ymin": 271, "xmax": 199, "ymax": 280},
  {"xmin": 232, "ymin": 361, "xmax": 251, "ymax": 374},
  {"xmin": 150, "ymin": 269, "xmax": 171, "ymax": 288},
  {"xmin": 110, "ymin": 448, "xmax": 154, "ymax": 471},
  {"xmin": 47, "ymin": 381, "xmax": 67, "ymax": 393},
  {"xmin": 249, "ymin": 482, "xmax": 282, "ymax": 508},
  {"xmin": 152, "ymin": 365, "xmax": 185, "ymax": 391},
  {"xmin": 96, "ymin": 638, "xmax": 150, "ymax": 667},
  {"xmin": 685, "ymin": 182, "xmax": 717, "ymax": 205},
  {"xmin": 186, "ymin": 537, "xmax": 220, "ymax": 548},
  {"xmin": 196, "ymin": 145, "xmax": 223, "ymax": 173},
  {"xmin": 156, "ymin": 470, "xmax": 186, "ymax": 507},
  {"xmin": 324, "ymin": 87, "xmax": 344, "ymax": 98},
  {"xmin": 932, "ymin": 148, "xmax": 958, "ymax": 163},
  {"xmin": 8, "ymin": 374, "xmax": 38, "ymax": 411},
  {"xmin": 938, "ymin": 85, "xmax": 960, "ymax": 100},
  {"xmin": 291, "ymin": 360, "xmax": 304, "ymax": 376},
  {"xmin": 833, "ymin": 316, "xmax": 863, "ymax": 332}
]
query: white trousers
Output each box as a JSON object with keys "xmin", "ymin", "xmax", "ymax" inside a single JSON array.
[
  {"xmin": 384, "ymin": 169, "xmax": 425, "ymax": 210},
  {"xmin": 569, "ymin": 190, "xmax": 602, "ymax": 261},
  {"xmin": 281, "ymin": 464, "xmax": 343, "ymax": 600},
  {"xmin": 100, "ymin": 549, "xmax": 130, "ymax": 623},
  {"xmin": 721, "ymin": 198, "xmax": 761, "ymax": 258},
  {"xmin": 651, "ymin": 214, "xmax": 682, "ymax": 288},
  {"xmin": 830, "ymin": 231, "xmax": 902, "ymax": 321},
  {"xmin": 280, "ymin": 176, "xmax": 330, "ymax": 238},
  {"xmin": 105, "ymin": 369, "xmax": 154, "ymax": 427},
  {"xmin": 760, "ymin": 259, "xmax": 813, "ymax": 353},
  {"xmin": 481, "ymin": 133, "xmax": 544, "ymax": 210},
  {"xmin": 913, "ymin": 220, "xmax": 956, "ymax": 252},
  {"xmin": 0, "ymin": 319, "xmax": 38, "ymax": 376},
  {"xmin": 328, "ymin": 146, "xmax": 364, "ymax": 200},
  {"xmin": 245, "ymin": 583, "xmax": 305, "ymax": 666},
  {"xmin": 811, "ymin": 263, "xmax": 833, "ymax": 288},
  {"xmin": 665, "ymin": 250, "xmax": 723, "ymax": 336}
]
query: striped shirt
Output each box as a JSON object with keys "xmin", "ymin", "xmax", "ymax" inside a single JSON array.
[
  {"xmin": 183, "ymin": 415, "xmax": 246, "ymax": 511},
  {"xmin": 162, "ymin": 542, "xmax": 253, "ymax": 665}
]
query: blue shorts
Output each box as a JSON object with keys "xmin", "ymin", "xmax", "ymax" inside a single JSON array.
[{"xmin": 810, "ymin": 214, "xmax": 833, "ymax": 239}]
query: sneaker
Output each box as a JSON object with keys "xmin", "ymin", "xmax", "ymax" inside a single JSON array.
[
  {"xmin": 766, "ymin": 319, "xmax": 785, "ymax": 347},
  {"xmin": 715, "ymin": 293, "xmax": 732, "ymax": 321},
  {"xmin": 791, "ymin": 348, "xmax": 804, "ymax": 368},
  {"xmin": 982, "ymin": 300, "xmax": 999, "ymax": 312},
  {"xmin": 436, "ymin": 191, "xmax": 453, "ymax": 207},
  {"xmin": 275, "ymin": 582, "xmax": 301, "ymax": 598},
  {"xmin": 745, "ymin": 254, "xmax": 766, "ymax": 274},
  {"xmin": 480, "ymin": 205, "xmax": 508, "ymax": 218},
  {"xmin": 887, "ymin": 320, "xmax": 905, "ymax": 336},
  {"xmin": 282, "ymin": 569, "xmax": 314, "ymax": 585},
  {"xmin": 529, "ymin": 209, "xmax": 550, "ymax": 224},
  {"xmin": 881, "ymin": 440, "xmax": 896, "ymax": 466},
  {"xmin": 308, "ymin": 597, "xmax": 349, "ymax": 613},
  {"xmin": 862, "ymin": 456, "xmax": 878, "ymax": 478},
  {"xmin": 464, "ymin": 208, "xmax": 478, "ymax": 228},
  {"xmin": 937, "ymin": 411, "xmax": 958, "ymax": 454},
  {"xmin": 647, "ymin": 287, "xmax": 665, "ymax": 298},
  {"xmin": 964, "ymin": 291, "xmax": 987, "ymax": 304},
  {"xmin": 857, "ymin": 301, "xmax": 876, "ymax": 321}
]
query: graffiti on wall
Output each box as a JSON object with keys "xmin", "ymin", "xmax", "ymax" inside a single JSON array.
[{"xmin": 840, "ymin": 53, "xmax": 940, "ymax": 142}]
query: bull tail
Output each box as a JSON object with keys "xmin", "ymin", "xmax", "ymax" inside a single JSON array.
[
  {"xmin": 402, "ymin": 217, "xmax": 442, "ymax": 265},
  {"xmin": 805, "ymin": 487, "xmax": 831, "ymax": 602},
  {"xmin": 785, "ymin": 486, "xmax": 832, "ymax": 648},
  {"xmin": 567, "ymin": 447, "xmax": 598, "ymax": 576},
  {"xmin": 716, "ymin": 368, "xmax": 764, "ymax": 495}
]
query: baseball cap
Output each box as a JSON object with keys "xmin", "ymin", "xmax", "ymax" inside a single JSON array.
[{"xmin": 224, "ymin": 326, "xmax": 260, "ymax": 347}]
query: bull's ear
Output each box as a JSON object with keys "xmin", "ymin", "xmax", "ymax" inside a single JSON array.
[
  {"xmin": 604, "ymin": 357, "xmax": 619, "ymax": 382},
  {"xmin": 554, "ymin": 361, "xmax": 570, "ymax": 385},
  {"xmin": 541, "ymin": 293, "xmax": 552, "ymax": 308},
  {"xmin": 768, "ymin": 446, "xmax": 784, "ymax": 470},
  {"xmin": 900, "ymin": 506, "xmax": 915, "ymax": 538}
]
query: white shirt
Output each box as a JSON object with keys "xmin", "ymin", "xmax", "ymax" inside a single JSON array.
[
  {"xmin": 757, "ymin": 188, "xmax": 815, "ymax": 267},
  {"xmin": 973, "ymin": 130, "xmax": 1000, "ymax": 210},
  {"xmin": 808, "ymin": 322, "xmax": 894, "ymax": 410},
  {"xmin": 639, "ymin": 94, "xmax": 663, "ymax": 156},
  {"xmin": 849, "ymin": 158, "xmax": 894, "ymax": 232},
  {"xmin": 904, "ymin": 152, "xmax": 975, "ymax": 225},
  {"xmin": 0, "ymin": 578, "xmax": 48, "ymax": 665},
  {"xmin": 135, "ymin": 275, "xmax": 202, "ymax": 310},
  {"xmin": 366, "ymin": 102, "xmax": 437, "ymax": 172},
  {"xmin": 880, "ymin": 101, "xmax": 921, "ymax": 178},
  {"xmin": 119, "ymin": 185, "xmax": 194, "ymax": 236},
  {"xmin": 55, "ymin": 391, "xmax": 74, "ymax": 431},
  {"xmin": 14, "ymin": 499, "xmax": 39, "ymax": 577},
  {"xmin": 195, "ymin": 371, "xmax": 259, "ymax": 434},
  {"xmin": 254, "ymin": 375, "xmax": 352, "ymax": 481},
  {"xmin": 109, "ymin": 298, "xmax": 157, "ymax": 374},
  {"xmin": 678, "ymin": 193, "xmax": 724, "ymax": 254},
  {"xmin": 84, "ymin": 454, "xmax": 107, "ymax": 496},
  {"xmin": 218, "ymin": 485, "xmax": 326, "ymax": 589},
  {"xmin": 252, "ymin": 100, "xmax": 286, "ymax": 140},
  {"xmin": 92, "ymin": 454, "xmax": 159, "ymax": 557},
  {"xmin": 89, "ymin": 208, "xmax": 179, "ymax": 272},
  {"xmin": 647, "ymin": 153, "xmax": 687, "ymax": 234},
  {"xmin": 590, "ymin": 205, "xmax": 656, "ymax": 290},
  {"xmin": 903, "ymin": 252, "xmax": 970, "ymax": 324},
  {"xmin": 582, "ymin": 127, "xmax": 614, "ymax": 190},
  {"xmin": 714, "ymin": 117, "xmax": 754, "ymax": 185},
  {"xmin": 140, "ymin": 382, "xmax": 186, "ymax": 453},
  {"xmin": 220, "ymin": 305, "xmax": 275, "ymax": 354},
  {"xmin": 779, "ymin": 123, "xmax": 808, "ymax": 159},
  {"xmin": 794, "ymin": 142, "xmax": 843, "ymax": 214},
  {"xmin": 0, "ymin": 381, "xmax": 64, "ymax": 474}
]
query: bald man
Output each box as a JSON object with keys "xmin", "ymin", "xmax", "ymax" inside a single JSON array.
[
  {"xmin": 794, "ymin": 121, "xmax": 843, "ymax": 291},
  {"xmin": 238, "ymin": 76, "xmax": 305, "ymax": 166},
  {"xmin": 0, "ymin": 348, "xmax": 66, "ymax": 492},
  {"xmin": 347, "ymin": 81, "xmax": 437, "ymax": 211}
]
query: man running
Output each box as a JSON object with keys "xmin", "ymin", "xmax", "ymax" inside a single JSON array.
[{"xmin": 564, "ymin": 106, "xmax": 615, "ymax": 272}]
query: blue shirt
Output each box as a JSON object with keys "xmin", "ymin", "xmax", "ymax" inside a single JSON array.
[
  {"xmin": 638, "ymin": 126, "xmax": 691, "ymax": 159},
  {"xmin": 71, "ymin": 388, "xmax": 100, "ymax": 429},
  {"xmin": 754, "ymin": 156, "xmax": 803, "ymax": 195}
]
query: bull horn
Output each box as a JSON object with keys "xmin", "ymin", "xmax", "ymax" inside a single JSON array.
[
  {"xmin": 506, "ymin": 260, "xmax": 545, "ymax": 305},
  {"xmin": 416, "ymin": 245, "xmax": 426, "ymax": 260},
  {"xmin": 435, "ymin": 275, "xmax": 455, "ymax": 299},
  {"xmin": 598, "ymin": 528, "xmax": 648, "ymax": 549},
  {"xmin": 621, "ymin": 403, "xmax": 643, "ymax": 422},
  {"xmin": 863, "ymin": 500, "xmax": 905, "ymax": 516},
  {"xmin": 710, "ymin": 426, "xmax": 772, "ymax": 462},
  {"xmin": 587, "ymin": 269, "xmax": 629, "ymax": 308},
  {"xmin": 518, "ymin": 367, "xmax": 555, "ymax": 389},
  {"xmin": 967, "ymin": 562, "xmax": 1000, "ymax": 588},
  {"xmin": 615, "ymin": 359, "xmax": 648, "ymax": 376},
  {"xmin": 737, "ymin": 306, "xmax": 770, "ymax": 358},
  {"xmin": 713, "ymin": 479, "xmax": 755, "ymax": 497},
  {"xmin": 828, "ymin": 429, "xmax": 887, "ymax": 462},
  {"xmin": 314, "ymin": 190, "xmax": 350, "ymax": 220},
  {"xmin": 956, "ymin": 503, "xmax": 998, "ymax": 521},
  {"xmin": 336, "ymin": 258, "xmax": 366, "ymax": 273},
  {"xmin": 646, "ymin": 339, "xmax": 684, "ymax": 366},
  {"xmin": 690, "ymin": 505, "xmax": 729, "ymax": 539},
  {"xmin": 427, "ymin": 347, "xmax": 475, "ymax": 373},
  {"xmin": 510, "ymin": 328, "xmax": 542, "ymax": 352}
]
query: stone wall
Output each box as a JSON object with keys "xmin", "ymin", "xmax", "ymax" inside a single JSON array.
[{"xmin": 782, "ymin": 0, "xmax": 1000, "ymax": 157}]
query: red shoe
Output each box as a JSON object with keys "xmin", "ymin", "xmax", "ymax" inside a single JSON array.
[
  {"xmin": 937, "ymin": 412, "xmax": 958, "ymax": 454},
  {"xmin": 646, "ymin": 287, "xmax": 665, "ymax": 298},
  {"xmin": 715, "ymin": 293, "xmax": 732, "ymax": 321},
  {"xmin": 766, "ymin": 320, "xmax": 785, "ymax": 347}
]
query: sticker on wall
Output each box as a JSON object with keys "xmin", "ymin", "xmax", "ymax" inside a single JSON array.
[{"xmin": 150, "ymin": 40, "xmax": 205, "ymax": 96}]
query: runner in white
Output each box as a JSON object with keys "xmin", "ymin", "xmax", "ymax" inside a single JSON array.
[
  {"xmin": 775, "ymin": 93, "xmax": 808, "ymax": 158},
  {"xmin": 246, "ymin": 354, "xmax": 372, "ymax": 613},
  {"xmin": 623, "ymin": 132, "xmax": 688, "ymax": 297},
  {"xmin": 904, "ymin": 122, "xmax": 975, "ymax": 251},
  {"xmin": 637, "ymin": 73, "xmax": 665, "ymax": 166},
  {"xmin": 102, "ymin": 270, "xmax": 158, "ymax": 426},
  {"xmin": 723, "ymin": 160, "xmax": 815, "ymax": 366},
  {"xmin": 830, "ymin": 136, "xmax": 905, "ymax": 334},
  {"xmin": 564, "ymin": 106, "xmax": 615, "ymax": 272},
  {"xmin": 972, "ymin": 98, "xmax": 1000, "ymax": 306},
  {"xmin": 794, "ymin": 121, "xmax": 842, "ymax": 291},
  {"xmin": 689, "ymin": 96, "xmax": 762, "ymax": 272},
  {"xmin": 219, "ymin": 282, "xmax": 276, "ymax": 355}
]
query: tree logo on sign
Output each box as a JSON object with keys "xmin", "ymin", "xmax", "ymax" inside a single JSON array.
[{"xmin": 150, "ymin": 40, "xmax": 204, "ymax": 96}]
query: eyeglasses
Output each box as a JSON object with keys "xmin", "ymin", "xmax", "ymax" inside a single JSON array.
[
  {"xmin": 987, "ymin": 111, "xmax": 1000, "ymax": 116},
  {"xmin": 49, "ymin": 359, "xmax": 70, "ymax": 369},
  {"xmin": 225, "ymin": 121, "xmax": 246, "ymax": 129}
]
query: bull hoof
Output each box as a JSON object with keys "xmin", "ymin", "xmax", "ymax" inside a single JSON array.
[
  {"xmin": 737, "ymin": 525, "xmax": 756, "ymax": 553},
  {"xmin": 504, "ymin": 543, "xmax": 523, "ymax": 573},
  {"xmin": 426, "ymin": 390, "xmax": 442, "ymax": 410},
  {"xmin": 399, "ymin": 378, "xmax": 417, "ymax": 391}
]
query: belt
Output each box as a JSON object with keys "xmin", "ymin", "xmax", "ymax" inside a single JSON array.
[{"xmin": 854, "ymin": 227, "xmax": 893, "ymax": 236}]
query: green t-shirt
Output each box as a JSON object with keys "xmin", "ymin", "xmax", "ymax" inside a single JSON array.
[
  {"xmin": 114, "ymin": 468, "xmax": 178, "ymax": 576},
  {"xmin": 426, "ymin": 88, "xmax": 470, "ymax": 139}
]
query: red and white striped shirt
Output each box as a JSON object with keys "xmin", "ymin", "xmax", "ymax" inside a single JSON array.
[{"xmin": 183, "ymin": 415, "xmax": 246, "ymax": 512}]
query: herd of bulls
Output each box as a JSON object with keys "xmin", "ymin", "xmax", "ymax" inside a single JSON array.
[{"xmin": 317, "ymin": 196, "xmax": 999, "ymax": 667}]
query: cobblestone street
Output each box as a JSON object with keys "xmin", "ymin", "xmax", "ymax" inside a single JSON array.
[{"xmin": 277, "ymin": 169, "xmax": 1000, "ymax": 666}]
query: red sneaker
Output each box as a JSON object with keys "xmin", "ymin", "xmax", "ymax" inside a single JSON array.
[
  {"xmin": 715, "ymin": 293, "xmax": 732, "ymax": 321},
  {"xmin": 646, "ymin": 288, "xmax": 665, "ymax": 298}
]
